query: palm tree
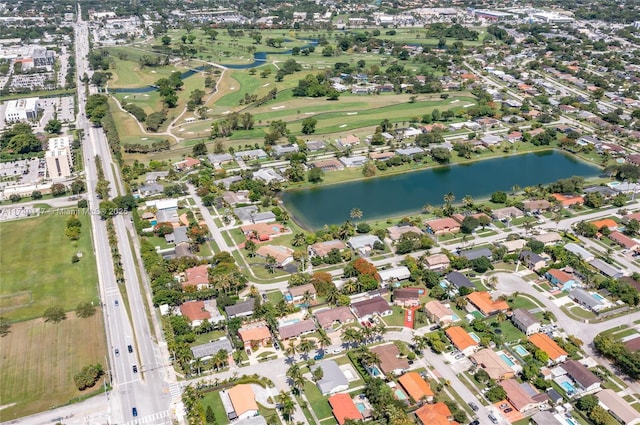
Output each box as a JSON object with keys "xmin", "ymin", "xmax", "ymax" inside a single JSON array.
[
  {"xmin": 342, "ymin": 327, "xmax": 361, "ymax": 348},
  {"xmin": 512, "ymin": 184, "xmax": 520, "ymax": 195},
  {"xmin": 350, "ymin": 207, "xmax": 363, "ymax": 222},
  {"xmin": 462, "ymin": 195, "xmax": 474, "ymax": 209},
  {"xmin": 443, "ymin": 192, "xmax": 455, "ymax": 216},
  {"xmin": 298, "ymin": 337, "xmax": 316, "ymax": 359},
  {"xmin": 522, "ymin": 217, "xmax": 535, "ymax": 235},
  {"xmin": 326, "ymin": 286, "xmax": 340, "ymax": 305},
  {"xmin": 487, "ymin": 275, "xmax": 498, "ymax": 289},
  {"xmin": 422, "ymin": 204, "xmax": 433, "ymax": 214},
  {"xmin": 301, "ymin": 291, "xmax": 314, "ymax": 309},
  {"xmin": 193, "ymin": 358, "xmax": 204, "ymax": 375},
  {"xmin": 342, "ymin": 279, "xmax": 357, "ymax": 294},
  {"xmin": 265, "ymin": 254, "xmax": 277, "ymax": 273},
  {"xmin": 317, "ymin": 329, "xmax": 331, "ymax": 354},
  {"xmin": 277, "ymin": 391, "xmax": 295, "ymax": 423},
  {"xmin": 292, "ymin": 232, "xmax": 306, "ymax": 247},
  {"xmin": 286, "ymin": 364, "xmax": 304, "ymax": 393},
  {"xmin": 454, "ymin": 295, "xmax": 467, "ymax": 310},
  {"xmin": 496, "ymin": 312, "xmax": 507, "ymax": 323},
  {"xmin": 285, "ymin": 340, "xmax": 297, "ymax": 360}
]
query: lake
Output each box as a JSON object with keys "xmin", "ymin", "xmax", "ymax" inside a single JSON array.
[{"xmin": 281, "ymin": 150, "xmax": 600, "ymax": 229}]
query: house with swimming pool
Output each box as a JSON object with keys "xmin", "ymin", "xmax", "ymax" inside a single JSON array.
[
  {"xmin": 466, "ymin": 291, "xmax": 509, "ymax": 316},
  {"xmin": 556, "ymin": 360, "xmax": 601, "ymax": 396},
  {"xmin": 445, "ymin": 326, "xmax": 479, "ymax": 356},
  {"xmin": 328, "ymin": 393, "xmax": 363, "ymax": 425},
  {"xmin": 470, "ymin": 348, "xmax": 515, "ymax": 381},
  {"xmin": 370, "ymin": 343, "xmax": 409, "ymax": 376}
]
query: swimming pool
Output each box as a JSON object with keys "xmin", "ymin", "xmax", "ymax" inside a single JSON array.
[
  {"xmin": 368, "ymin": 365, "xmax": 382, "ymax": 377},
  {"xmin": 591, "ymin": 292, "xmax": 605, "ymax": 301},
  {"xmin": 499, "ymin": 353, "xmax": 516, "ymax": 367},
  {"xmin": 513, "ymin": 345, "xmax": 530, "ymax": 356},
  {"xmin": 560, "ymin": 381, "xmax": 576, "ymax": 394},
  {"xmin": 356, "ymin": 402, "xmax": 367, "ymax": 413},
  {"xmin": 394, "ymin": 388, "xmax": 408, "ymax": 400},
  {"xmin": 469, "ymin": 332, "xmax": 481, "ymax": 342},
  {"xmin": 565, "ymin": 418, "xmax": 578, "ymax": 425},
  {"xmin": 452, "ymin": 313, "xmax": 460, "ymax": 321}
]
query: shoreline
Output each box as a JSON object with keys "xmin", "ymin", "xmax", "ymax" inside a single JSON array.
[{"xmin": 280, "ymin": 148, "xmax": 605, "ymax": 231}]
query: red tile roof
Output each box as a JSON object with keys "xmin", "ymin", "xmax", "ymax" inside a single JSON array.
[{"xmin": 328, "ymin": 394, "xmax": 363, "ymax": 425}]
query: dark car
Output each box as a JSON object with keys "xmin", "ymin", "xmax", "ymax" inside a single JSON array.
[
  {"xmin": 115, "ymin": 300, "xmax": 119, "ymax": 306},
  {"xmin": 469, "ymin": 402, "xmax": 479, "ymax": 412},
  {"xmin": 273, "ymin": 342, "xmax": 280, "ymax": 351},
  {"xmin": 132, "ymin": 407, "xmax": 138, "ymax": 417},
  {"xmin": 469, "ymin": 421, "xmax": 479, "ymax": 425},
  {"xmin": 504, "ymin": 408, "xmax": 513, "ymax": 413},
  {"xmin": 313, "ymin": 353, "xmax": 324, "ymax": 361},
  {"xmin": 132, "ymin": 365, "xmax": 138, "ymax": 373},
  {"xmin": 115, "ymin": 348, "xmax": 119, "ymax": 356},
  {"xmin": 128, "ymin": 345, "xmax": 133, "ymax": 353}
]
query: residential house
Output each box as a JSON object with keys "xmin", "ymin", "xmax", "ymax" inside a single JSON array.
[
  {"xmin": 370, "ymin": 343, "xmax": 409, "ymax": 375},
  {"xmin": 505, "ymin": 131, "xmax": 522, "ymax": 143},
  {"xmin": 500, "ymin": 379, "xmax": 548, "ymax": 413},
  {"xmin": 144, "ymin": 171, "xmax": 169, "ymax": 184},
  {"xmin": 310, "ymin": 159, "xmax": 344, "ymax": 172},
  {"xmin": 279, "ymin": 318, "xmax": 316, "ymax": 340},
  {"xmin": 138, "ymin": 183, "xmax": 164, "ymax": 197},
  {"xmin": 445, "ymin": 271, "xmax": 475, "ymax": 291},
  {"xmin": 387, "ymin": 225, "xmax": 424, "ymax": 241},
  {"xmin": 336, "ymin": 134, "xmax": 360, "ymax": 148},
  {"xmin": 378, "ymin": 266, "xmax": 411, "ymax": 286},
  {"xmin": 305, "ymin": 140, "xmax": 326, "ymax": 151},
  {"xmin": 396, "ymin": 147, "xmax": 424, "ymax": 157},
  {"xmin": 398, "ymin": 372, "xmax": 434, "ymax": 403},
  {"xmin": 445, "ymin": 326, "xmax": 479, "ymax": 356},
  {"xmin": 596, "ymin": 389, "xmax": 640, "ymax": 425},
  {"xmin": 502, "ymin": 239, "xmax": 527, "ymax": 253},
  {"xmin": 590, "ymin": 258, "xmax": 624, "ymax": 279},
  {"xmin": 561, "ymin": 360, "xmax": 601, "ymax": 393},
  {"xmin": 182, "ymin": 264, "xmax": 210, "ymax": 290},
  {"xmin": 470, "ymin": 349, "xmax": 515, "ymax": 381},
  {"xmin": 207, "ymin": 153, "xmax": 234, "ymax": 167},
  {"xmin": 225, "ymin": 299, "xmax": 255, "ymax": 319},
  {"xmin": 522, "ymin": 200, "xmax": 552, "ymax": 212},
  {"xmin": 351, "ymin": 297, "xmax": 392, "ymax": 321},
  {"xmin": 271, "ymin": 144, "xmax": 299, "ymax": 158},
  {"xmin": 545, "ymin": 268, "xmax": 576, "ymax": 291},
  {"xmin": 287, "ymin": 283, "xmax": 317, "ymax": 305},
  {"xmin": 511, "ymin": 308, "xmax": 541, "ymax": 335},
  {"xmin": 466, "ymin": 291, "xmax": 509, "ymax": 316},
  {"xmin": 255, "ymin": 245, "xmax": 294, "ymax": 267},
  {"xmin": 180, "ymin": 301, "xmax": 211, "ymax": 327},
  {"xmin": 328, "ymin": 393, "xmax": 363, "ymax": 425},
  {"xmin": 234, "ymin": 206, "xmax": 260, "ymax": 225},
  {"xmin": 415, "ymin": 402, "xmax": 454, "ymax": 425},
  {"xmin": 529, "ymin": 333, "xmax": 568, "ymax": 364},
  {"xmin": 424, "ymin": 300, "xmax": 456, "ymax": 326},
  {"xmin": 569, "ymin": 288, "xmax": 605, "ymax": 312},
  {"xmin": 609, "ymin": 231, "xmax": 640, "ymax": 252},
  {"xmin": 459, "ymin": 247, "xmax": 493, "ymax": 261},
  {"xmin": 531, "ymin": 411, "xmax": 565, "ymax": 425},
  {"xmin": 253, "ymin": 168, "xmax": 285, "ymax": 184},
  {"xmin": 369, "ymin": 150, "xmax": 396, "ymax": 161},
  {"xmin": 347, "ymin": 234, "xmax": 382, "ymax": 255},
  {"xmin": 315, "ymin": 360, "xmax": 349, "ymax": 395},
  {"xmin": 191, "ymin": 337, "xmax": 234, "ymax": 360},
  {"xmin": 492, "ymin": 206, "xmax": 524, "ymax": 220},
  {"xmin": 425, "ymin": 217, "xmax": 461, "ymax": 235},
  {"xmin": 173, "ymin": 156, "xmax": 201, "ymax": 171},
  {"xmin": 165, "ymin": 226, "xmax": 189, "ymax": 245},
  {"xmin": 519, "ymin": 250, "xmax": 546, "ymax": 271},
  {"xmin": 308, "ymin": 240, "xmax": 346, "ymax": 257},
  {"xmin": 392, "ymin": 287, "xmax": 421, "ymax": 307},
  {"xmin": 241, "ymin": 223, "xmax": 286, "ymax": 242},
  {"xmin": 552, "ymin": 193, "xmax": 584, "ymax": 207},
  {"xmin": 533, "ymin": 232, "xmax": 563, "ymax": 245},
  {"xmin": 591, "ymin": 219, "xmax": 618, "ymax": 232},
  {"xmin": 216, "ymin": 175, "xmax": 242, "ymax": 189},
  {"xmin": 227, "ymin": 384, "xmax": 259, "ymax": 420},
  {"xmin": 424, "ymin": 253, "xmax": 450, "ymax": 271},
  {"xmin": 250, "ymin": 211, "xmax": 277, "ymax": 224},
  {"xmin": 481, "ymin": 134, "xmax": 502, "ymax": 146},
  {"xmin": 237, "ymin": 321, "xmax": 272, "ymax": 349},
  {"xmin": 624, "ymin": 336, "xmax": 640, "ymax": 352},
  {"xmin": 314, "ymin": 306, "xmax": 355, "ymax": 330},
  {"xmin": 339, "ymin": 156, "xmax": 368, "ymax": 168},
  {"xmin": 234, "ymin": 149, "xmax": 268, "ymax": 160}
]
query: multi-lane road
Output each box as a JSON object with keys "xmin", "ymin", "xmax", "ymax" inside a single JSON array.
[{"xmin": 74, "ymin": 7, "xmax": 174, "ymax": 424}]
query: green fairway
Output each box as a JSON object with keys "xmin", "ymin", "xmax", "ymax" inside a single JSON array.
[{"xmin": 0, "ymin": 212, "xmax": 99, "ymax": 321}]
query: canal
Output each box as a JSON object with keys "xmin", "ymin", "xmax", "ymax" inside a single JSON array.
[{"xmin": 281, "ymin": 150, "xmax": 600, "ymax": 229}]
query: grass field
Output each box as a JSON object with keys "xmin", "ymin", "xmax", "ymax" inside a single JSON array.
[
  {"xmin": 0, "ymin": 212, "xmax": 99, "ymax": 321},
  {"xmin": 0, "ymin": 314, "xmax": 107, "ymax": 420}
]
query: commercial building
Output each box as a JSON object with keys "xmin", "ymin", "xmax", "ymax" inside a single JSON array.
[
  {"xmin": 45, "ymin": 136, "xmax": 73, "ymax": 179},
  {"xmin": 5, "ymin": 97, "xmax": 39, "ymax": 122}
]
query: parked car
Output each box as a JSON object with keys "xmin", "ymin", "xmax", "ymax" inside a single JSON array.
[
  {"xmin": 273, "ymin": 342, "xmax": 280, "ymax": 351},
  {"xmin": 488, "ymin": 414, "xmax": 498, "ymax": 424},
  {"xmin": 504, "ymin": 408, "xmax": 513, "ymax": 413},
  {"xmin": 132, "ymin": 365, "xmax": 138, "ymax": 373},
  {"xmin": 313, "ymin": 353, "xmax": 324, "ymax": 361},
  {"xmin": 128, "ymin": 345, "xmax": 133, "ymax": 353},
  {"xmin": 469, "ymin": 402, "xmax": 479, "ymax": 412},
  {"xmin": 115, "ymin": 348, "xmax": 119, "ymax": 356},
  {"xmin": 114, "ymin": 300, "xmax": 119, "ymax": 306},
  {"xmin": 132, "ymin": 407, "xmax": 138, "ymax": 417}
]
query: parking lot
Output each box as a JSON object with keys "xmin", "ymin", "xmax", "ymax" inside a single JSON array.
[
  {"xmin": 0, "ymin": 158, "xmax": 43, "ymax": 187},
  {"xmin": 38, "ymin": 95, "xmax": 75, "ymax": 127}
]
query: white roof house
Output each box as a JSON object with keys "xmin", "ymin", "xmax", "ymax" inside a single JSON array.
[
  {"xmin": 564, "ymin": 243, "xmax": 594, "ymax": 262},
  {"xmin": 347, "ymin": 235, "xmax": 382, "ymax": 253},
  {"xmin": 378, "ymin": 266, "xmax": 411, "ymax": 285}
]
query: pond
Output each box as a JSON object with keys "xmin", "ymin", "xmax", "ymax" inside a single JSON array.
[{"xmin": 281, "ymin": 150, "xmax": 600, "ymax": 229}]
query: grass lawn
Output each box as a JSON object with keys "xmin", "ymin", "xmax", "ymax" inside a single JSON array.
[
  {"xmin": 258, "ymin": 403, "xmax": 282, "ymax": 425},
  {"xmin": 303, "ymin": 379, "xmax": 333, "ymax": 420},
  {"xmin": 567, "ymin": 306, "xmax": 597, "ymax": 320},
  {"xmin": 508, "ymin": 294, "xmax": 543, "ymax": 310},
  {"xmin": 201, "ymin": 391, "xmax": 228, "ymax": 425},
  {"xmin": 0, "ymin": 314, "xmax": 106, "ymax": 420},
  {"xmin": 192, "ymin": 329, "xmax": 227, "ymax": 346},
  {"xmin": 266, "ymin": 290, "xmax": 284, "ymax": 304},
  {"xmin": 0, "ymin": 212, "xmax": 99, "ymax": 321},
  {"xmin": 486, "ymin": 319, "xmax": 525, "ymax": 344},
  {"xmin": 383, "ymin": 306, "xmax": 408, "ymax": 327}
]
